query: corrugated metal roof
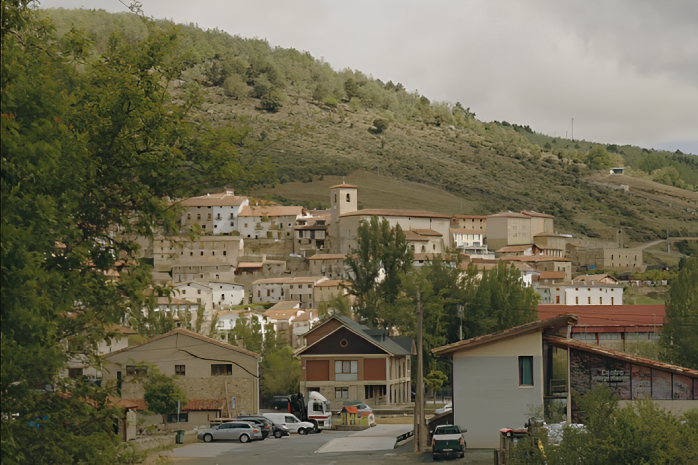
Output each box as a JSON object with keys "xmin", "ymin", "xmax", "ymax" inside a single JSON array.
[{"xmin": 544, "ymin": 336, "xmax": 698, "ymax": 377}]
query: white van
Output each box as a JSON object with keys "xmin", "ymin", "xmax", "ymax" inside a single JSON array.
[{"xmin": 263, "ymin": 413, "xmax": 315, "ymax": 435}]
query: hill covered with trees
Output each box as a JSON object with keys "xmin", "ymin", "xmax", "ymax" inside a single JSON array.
[{"xmin": 43, "ymin": 8, "xmax": 698, "ymax": 243}]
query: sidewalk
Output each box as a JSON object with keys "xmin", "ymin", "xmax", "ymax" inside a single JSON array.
[{"xmin": 316, "ymin": 424, "xmax": 413, "ymax": 453}]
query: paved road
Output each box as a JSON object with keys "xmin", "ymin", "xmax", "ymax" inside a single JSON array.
[{"xmin": 162, "ymin": 428, "xmax": 494, "ymax": 465}]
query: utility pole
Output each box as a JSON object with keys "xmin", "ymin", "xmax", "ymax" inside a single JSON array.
[
  {"xmin": 414, "ymin": 289, "xmax": 425, "ymax": 453},
  {"xmin": 667, "ymin": 227, "xmax": 670, "ymax": 253},
  {"xmin": 571, "ymin": 118, "xmax": 574, "ymax": 141}
]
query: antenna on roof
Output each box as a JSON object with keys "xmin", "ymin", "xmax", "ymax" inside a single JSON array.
[{"xmin": 342, "ymin": 176, "xmax": 345, "ymax": 184}]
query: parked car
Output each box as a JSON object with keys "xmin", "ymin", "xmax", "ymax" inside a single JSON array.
[
  {"xmin": 434, "ymin": 402, "xmax": 452, "ymax": 415},
  {"xmin": 263, "ymin": 413, "xmax": 314, "ymax": 435},
  {"xmin": 196, "ymin": 421, "xmax": 262, "ymax": 443},
  {"xmin": 237, "ymin": 415, "xmax": 289, "ymax": 439},
  {"xmin": 431, "ymin": 424, "xmax": 466, "ymax": 460}
]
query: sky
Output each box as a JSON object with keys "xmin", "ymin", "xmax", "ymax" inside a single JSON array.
[{"xmin": 39, "ymin": 0, "xmax": 698, "ymax": 154}]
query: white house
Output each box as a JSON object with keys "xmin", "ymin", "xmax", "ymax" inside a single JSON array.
[
  {"xmin": 209, "ymin": 281, "xmax": 245, "ymax": 308},
  {"xmin": 173, "ymin": 282, "xmax": 214, "ymax": 310},
  {"xmin": 535, "ymin": 283, "xmax": 624, "ymax": 305},
  {"xmin": 179, "ymin": 190, "xmax": 249, "ymax": 235},
  {"xmin": 216, "ymin": 309, "xmax": 266, "ymax": 333},
  {"xmin": 237, "ymin": 205, "xmax": 305, "ymax": 240}
]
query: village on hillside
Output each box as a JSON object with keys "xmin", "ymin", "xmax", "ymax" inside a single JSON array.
[{"xmin": 62, "ymin": 182, "xmax": 698, "ymax": 449}]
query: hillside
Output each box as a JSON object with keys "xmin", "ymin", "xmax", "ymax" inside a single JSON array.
[{"xmin": 43, "ymin": 8, "xmax": 698, "ymax": 244}]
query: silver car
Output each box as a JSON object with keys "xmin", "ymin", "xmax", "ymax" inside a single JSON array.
[{"xmin": 197, "ymin": 421, "xmax": 262, "ymax": 443}]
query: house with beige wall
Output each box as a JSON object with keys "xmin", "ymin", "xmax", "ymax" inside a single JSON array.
[
  {"xmin": 238, "ymin": 205, "xmax": 305, "ymax": 240},
  {"xmin": 295, "ymin": 214, "xmax": 330, "ymax": 256},
  {"xmin": 313, "ymin": 279, "xmax": 350, "ymax": 308},
  {"xmin": 308, "ymin": 253, "xmax": 347, "ymax": 280},
  {"xmin": 252, "ymin": 276, "xmax": 328, "ymax": 309},
  {"xmin": 153, "ymin": 236, "xmax": 244, "ymax": 272},
  {"xmin": 500, "ymin": 255, "xmax": 573, "ymax": 282},
  {"xmin": 328, "ymin": 184, "xmax": 451, "ymax": 254},
  {"xmin": 571, "ymin": 246, "xmax": 644, "ymax": 271},
  {"xmin": 487, "ymin": 211, "xmax": 555, "ymax": 252},
  {"xmin": 103, "ymin": 329, "xmax": 260, "ymax": 432},
  {"xmin": 179, "ymin": 190, "xmax": 249, "ymax": 235},
  {"xmin": 170, "ymin": 261, "xmax": 236, "ymax": 284},
  {"xmin": 450, "ymin": 215, "xmax": 487, "ymax": 233},
  {"xmin": 433, "ymin": 314, "xmax": 698, "ymax": 448}
]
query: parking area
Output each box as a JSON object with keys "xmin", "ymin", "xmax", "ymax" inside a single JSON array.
[{"xmin": 156, "ymin": 426, "xmax": 495, "ymax": 465}]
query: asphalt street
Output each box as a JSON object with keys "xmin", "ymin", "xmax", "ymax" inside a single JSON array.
[{"xmin": 163, "ymin": 429, "xmax": 495, "ymax": 465}]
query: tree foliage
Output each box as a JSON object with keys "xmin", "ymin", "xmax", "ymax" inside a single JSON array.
[
  {"xmin": 0, "ymin": 3, "xmax": 265, "ymax": 463},
  {"xmin": 661, "ymin": 256, "xmax": 698, "ymax": 369},
  {"xmin": 259, "ymin": 346, "xmax": 300, "ymax": 398},
  {"xmin": 345, "ymin": 216, "xmax": 413, "ymax": 327},
  {"xmin": 510, "ymin": 385, "xmax": 698, "ymax": 465},
  {"xmin": 143, "ymin": 368, "xmax": 188, "ymax": 426}
]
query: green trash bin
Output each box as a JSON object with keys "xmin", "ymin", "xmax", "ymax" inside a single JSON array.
[{"xmin": 175, "ymin": 430, "xmax": 185, "ymax": 444}]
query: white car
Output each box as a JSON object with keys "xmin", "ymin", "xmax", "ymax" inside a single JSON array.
[
  {"xmin": 263, "ymin": 413, "xmax": 315, "ymax": 435},
  {"xmin": 434, "ymin": 402, "xmax": 452, "ymax": 415}
]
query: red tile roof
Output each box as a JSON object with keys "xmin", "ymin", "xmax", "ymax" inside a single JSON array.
[
  {"xmin": 340, "ymin": 209, "xmax": 451, "ymax": 219},
  {"xmin": 538, "ymin": 305, "xmax": 665, "ymax": 331},
  {"xmin": 539, "ymin": 271, "xmax": 567, "ymax": 280},
  {"xmin": 182, "ymin": 399, "xmax": 226, "ymax": 411},
  {"xmin": 330, "ymin": 184, "xmax": 358, "ymax": 189}
]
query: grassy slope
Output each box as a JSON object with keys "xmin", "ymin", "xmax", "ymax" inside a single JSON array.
[
  {"xmin": 195, "ymin": 86, "xmax": 698, "ymax": 243},
  {"xmin": 42, "ymin": 8, "xmax": 698, "ymax": 244}
]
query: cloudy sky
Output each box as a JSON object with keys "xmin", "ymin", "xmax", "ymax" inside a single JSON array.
[{"xmin": 40, "ymin": 0, "xmax": 698, "ymax": 154}]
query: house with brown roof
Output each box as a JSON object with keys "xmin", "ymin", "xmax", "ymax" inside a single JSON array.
[
  {"xmin": 451, "ymin": 228, "xmax": 491, "ymax": 258},
  {"xmin": 432, "ymin": 314, "xmax": 698, "ymax": 448},
  {"xmin": 238, "ymin": 205, "xmax": 306, "ymax": 240},
  {"xmin": 500, "ymin": 255, "xmax": 573, "ymax": 282},
  {"xmin": 329, "ymin": 184, "xmax": 452, "ymax": 254},
  {"xmin": 450, "ymin": 215, "xmax": 487, "ymax": 233},
  {"xmin": 153, "ymin": 235, "xmax": 244, "ymax": 272},
  {"xmin": 573, "ymin": 273, "xmax": 620, "ymax": 285},
  {"xmin": 252, "ymin": 276, "xmax": 328, "ymax": 309},
  {"xmin": 308, "ymin": 253, "xmax": 347, "ymax": 280},
  {"xmin": 294, "ymin": 214, "xmax": 330, "ymax": 256},
  {"xmin": 298, "ymin": 315, "xmax": 415, "ymax": 409},
  {"xmin": 103, "ymin": 328, "xmax": 260, "ymax": 432},
  {"xmin": 178, "ymin": 190, "xmax": 249, "ymax": 235},
  {"xmin": 486, "ymin": 211, "xmax": 555, "ymax": 252},
  {"xmin": 313, "ymin": 279, "xmax": 351, "ymax": 308},
  {"xmin": 535, "ymin": 282, "xmax": 624, "ymax": 305}
]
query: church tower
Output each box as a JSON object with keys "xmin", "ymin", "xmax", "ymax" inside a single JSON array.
[{"xmin": 330, "ymin": 183, "xmax": 357, "ymax": 253}]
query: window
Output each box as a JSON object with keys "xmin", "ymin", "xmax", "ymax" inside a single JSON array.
[
  {"xmin": 335, "ymin": 360, "xmax": 358, "ymax": 381},
  {"xmin": 575, "ymin": 296, "xmax": 579, "ymax": 304},
  {"xmin": 197, "ymin": 214, "xmax": 201, "ymax": 220},
  {"xmin": 166, "ymin": 413, "xmax": 188, "ymax": 423},
  {"xmin": 267, "ymin": 289, "xmax": 270, "ymax": 296},
  {"xmin": 588, "ymin": 297, "xmax": 591, "ymax": 304},
  {"xmin": 519, "ymin": 356, "xmax": 533, "ymax": 386},
  {"xmin": 126, "ymin": 365, "xmax": 148, "ymax": 376},
  {"xmin": 346, "ymin": 193, "xmax": 350, "ymax": 202},
  {"xmin": 335, "ymin": 387, "xmax": 349, "ymax": 399},
  {"xmin": 175, "ymin": 365, "xmax": 186, "ymax": 376},
  {"xmin": 600, "ymin": 297, "xmax": 603, "ymax": 304},
  {"xmin": 211, "ymin": 364, "xmax": 232, "ymax": 376},
  {"xmin": 68, "ymin": 368, "xmax": 83, "ymax": 379}
]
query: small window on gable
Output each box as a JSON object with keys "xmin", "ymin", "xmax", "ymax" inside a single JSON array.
[{"xmin": 175, "ymin": 365, "xmax": 185, "ymax": 376}]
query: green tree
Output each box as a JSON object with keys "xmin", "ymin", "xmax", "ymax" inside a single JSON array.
[
  {"xmin": 424, "ymin": 370, "xmax": 448, "ymax": 402},
  {"xmin": 345, "ymin": 216, "xmax": 413, "ymax": 327},
  {"xmin": 511, "ymin": 385, "xmax": 698, "ymax": 465},
  {"xmin": 229, "ymin": 316, "xmax": 263, "ymax": 354},
  {"xmin": 318, "ymin": 292, "xmax": 353, "ymax": 320},
  {"xmin": 143, "ymin": 368, "xmax": 188, "ymax": 430},
  {"xmin": 222, "ymin": 74, "xmax": 249, "ymax": 99},
  {"xmin": 661, "ymin": 257, "xmax": 698, "ymax": 369},
  {"xmin": 585, "ymin": 146, "xmax": 613, "ymax": 170},
  {"xmin": 1, "ymin": 4, "xmax": 258, "ymax": 463},
  {"xmin": 259, "ymin": 346, "xmax": 300, "ymax": 398}
]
